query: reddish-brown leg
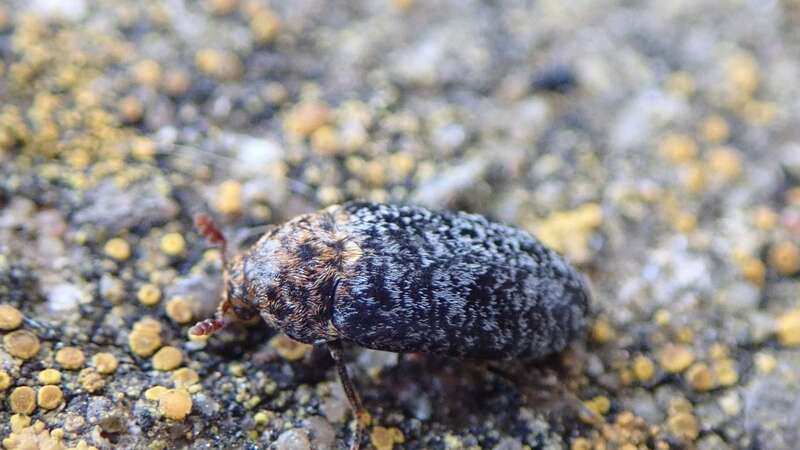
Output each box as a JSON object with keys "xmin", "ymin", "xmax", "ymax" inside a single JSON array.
[{"xmin": 328, "ymin": 341, "xmax": 368, "ymax": 450}]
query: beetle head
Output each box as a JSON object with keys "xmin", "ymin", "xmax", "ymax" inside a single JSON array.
[{"xmin": 189, "ymin": 215, "xmax": 259, "ymax": 337}]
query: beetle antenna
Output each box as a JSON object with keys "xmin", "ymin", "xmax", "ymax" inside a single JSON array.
[
  {"xmin": 194, "ymin": 213, "xmax": 228, "ymax": 267},
  {"xmin": 190, "ymin": 213, "xmax": 231, "ymax": 336}
]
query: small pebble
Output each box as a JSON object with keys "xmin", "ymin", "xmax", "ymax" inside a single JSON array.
[
  {"xmin": 165, "ymin": 296, "xmax": 193, "ymax": 324},
  {"xmin": 0, "ymin": 304, "xmax": 23, "ymax": 330},
  {"xmin": 10, "ymin": 386, "xmax": 36, "ymax": 414},
  {"xmin": 56, "ymin": 347, "xmax": 86, "ymax": 370},
  {"xmin": 152, "ymin": 346, "xmax": 183, "ymax": 371},
  {"xmin": 91, "ymin": 352, "xmax": 119, "ymax": 374},
  {"xmin": 158, "ymin": 389, "xmax": 192, "ymax": 420},
  {"xmin": 104, "ymin": 238, "xmax": 131, "ymax": 261},
  {"xmin": 274, "ymin": 429, "xmax": 311, "ymax": 450},
  {"xmin": 137, "ymin": 283, "xmax": 162, "ymax": 306},
  {"xmin": 37, "ymin": 385, "xmax": 63, "ymax": 410},
  {"xmin": 4, "ymin": 330, "xmax": 41, "ymax": 360},
  {"xmin": 38, "ymin": 369, "xmax": 62, "ymax": 385}
]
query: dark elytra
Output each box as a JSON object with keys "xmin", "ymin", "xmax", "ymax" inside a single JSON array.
[{"xmin": 191, "ymin": 201, "xmax": 591, "ymax": 450}]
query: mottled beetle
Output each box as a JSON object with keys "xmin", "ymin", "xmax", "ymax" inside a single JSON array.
[{"xmin": 191, "ymin": 201, "xmax": 591, "ymax": 449}]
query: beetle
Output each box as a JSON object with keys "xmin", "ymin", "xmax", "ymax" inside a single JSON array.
[{"xmin": 190, "ymin": 201, "xmax": 591, "ymax": 450}]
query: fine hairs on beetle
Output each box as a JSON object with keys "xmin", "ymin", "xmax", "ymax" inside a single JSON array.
[{"xmin": 190, "ymin": 201, "xmax": 591, "ymax": 450}]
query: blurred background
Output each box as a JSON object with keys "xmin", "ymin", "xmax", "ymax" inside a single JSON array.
[{"xmin": 1, "ymin": 0, "xmax": 799, "ymax": 449}]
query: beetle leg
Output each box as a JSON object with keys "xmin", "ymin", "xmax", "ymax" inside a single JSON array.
[{"xmin": 328, "ymin": 341, "xmax": 368, "ymax": 450}]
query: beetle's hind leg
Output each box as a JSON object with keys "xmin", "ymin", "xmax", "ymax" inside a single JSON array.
[{"xmin": 328, "ymin": 341, "xmax": 369, "ymax": 450}]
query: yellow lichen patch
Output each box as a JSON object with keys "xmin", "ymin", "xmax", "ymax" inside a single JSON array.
[
  {"xmin": 78, "ymin": 368, "xmax": 106, "ymax": 393},
  {"xmin": 152, "ymin": 346, "xmax": 183, "ymax": 371},
  {"xmin": 667, "ymin": 71, "xmax": 695, "ymax": 97},
  {"xmin": 0, "ymin": 304, "xmax": 23, "ymax": 330},
  {"xmin": 2, "ymin": 421, "xmax": 66, "ymax": 450},
  {"xmin": 195, "ymin": 48, "xmax": 242, "ymax": 81},
  {"xmin": 632, "ymin": 355, "xmax": 655, "ymax": 382},
  {"xmin": 658, "ymin": 344, "xmax": 695, "ymax": 373},
  {"xmin": 160, "ymin": 232, "xmax": 186, "ymax": 256},
  {"xmin": 9, "ymin": 386, "xmax": 36, "ymax": 414},
  {"xmin": 165, "ymin": 296, "xmax": 193, "ymax": 324},
  {"xmin": 132, "ymin": 59, "xmax": 162, "ymax": 87},
  {"xmin": 590, "ymin": 318, "xmax": 615, "ymax": 344},
  {"xmin": 270, "ymin": 334, "xmax": 312, "ymax": 361},
  {"xmin": 284, "ymin": 101, "xmax": 331, "ymax": 138},
  {"xmin": 0, "ymin": 369, "xmax": 11, "ymax": 390},
  {"xmin": 725, "ymin": 51, "xmax": 760, "ymax": 96},
  {"xmin": 706, "ymin": 147, "xmax": 742, "ymax": 180},
  {"xmin": 137, "ymin": 283, "xmax": 162, "ymax": 306},
  {"xmin": 250, "ymin": 8, "xmax": 281, "ymax": 44},
  {"xmin": 104, "ymin": 238, "xmax": 131, "ymax": 261},
  {"xmin": 534, "ymin": 203, "xmax": 603, "ymax": 264},
  {"xmin": 370, "ymin": 426, "xmax": 404, "ymax": 450},
  {"xmin": 685, "ymin": 362, "xmax": 716, "ymax": 391},
  {"xmin": 738, "ymin": 256, "xmax": 766, "ymax": 286},
  {"xmin": 145, "ymin": 385, "xmax": 169, "ymax": 401},
  {"xmin": 713, "ymin": 359, "xmax": 739, "ymax": 386},
  {"xmin": 133, "ymin": 317, "xmax": 163, "ymax": 334},
  {"xmin": 752, "ymin": 206, "xmax": 778, "ymax": 230},
  {"xmin": 311, "ymin": 125, "xmax": 340, "ymax": 156},
  {"xmin": 128, "ymin": 329, "xmax": 162, "ymax": 357},
  {"xmin": 776, "ymin": 308, "xmax": 800, "ymax": 346},
  {"xmin": 570, "ymin": 437, "xmax": 592, "ymax": 450},
  {"xmin": 38, "ymin": 369, "xmax": 62, "ymax": 385},
  {"xmin": 700, "ymin": 115, "xmax": 730, "ymax": 144},
  {"xmin": 217, "ymin": 179, "xmax": 243, "ymax": 215},
  {"xmin": 92, "ymin": 352, "xmax": 119, "ymax": 374},
  {"xmin": 769, "ymin": 241, "xmax": 800, "ymax": 275},
  {"xmin": 4, "ymin": 329, "xmax": 41, "ymax": 360},
  {"xmin": 173, "ymin": 368, "xmax": 200, "ymax": 388},
  {"xmin": 10, "ymin": 414, "xmax": 30, "ymax": 433},
  {"xmin": 658, "ymin": 134, "xmax": 697, "ymax": 164},
  {"xmin": 158, "ymin": 388, "xmax": 192, "ymax": 420},
  {"xmin": 584, "ymin": 396, "xmax": 611, "ymax": 417},
  {"xmin": 55, "ymin": 346, "xmax": 86, "ymax": 370},
  {"xmin": 668, "ymin": 412, "xmax": 699, "ymax": 441},
  {"xmin": 754, "ymin": 352, "xmax": 777, "ymax": 374},
  {"xmin": 68, "ymin": 440, "xmax": 98, "ymax": 450},
  {"xmin": 37, "ymin": 385, "xmax": 63, "ymax": 410}
]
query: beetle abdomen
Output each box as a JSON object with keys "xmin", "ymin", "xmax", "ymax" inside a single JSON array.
[{"xmin": 330, "ymin": 202, "xmax": 590, "ymax": 360}]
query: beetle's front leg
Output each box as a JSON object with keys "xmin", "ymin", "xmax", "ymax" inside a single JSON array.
[{"xmin": 328, "ymin": 340, "xmax": 369, "ymax": 450}]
